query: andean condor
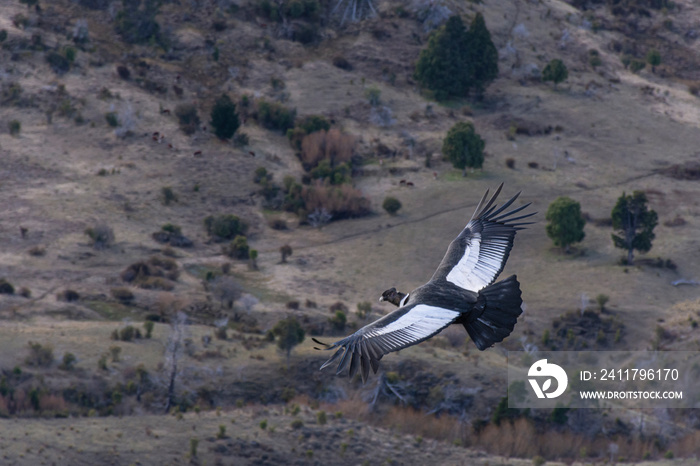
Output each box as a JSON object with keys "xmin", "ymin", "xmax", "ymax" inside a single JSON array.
[{"xmin": 313, "ymin": 183, "xmax": 535, "ymax": 382}]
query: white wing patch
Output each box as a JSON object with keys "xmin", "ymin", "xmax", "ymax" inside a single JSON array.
[
  {"xmin": 445, "ymin": 231, "xmax": 513, "ymax": 292},
  {"xmin": 365, "ymin": 304, "xmax": 459, "ymax": 345}
]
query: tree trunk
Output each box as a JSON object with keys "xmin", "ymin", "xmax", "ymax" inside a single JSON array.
[
  {"xmin": 627, "ymin": 248, "xmax": 634, "ymax": 266},
  {"xmin": 462, "ymin": 167, "xmax": 467, "ymax": 177},
  {"xmin": 565, "ymin": 244, "xmax": 571, "ymax": 254}
]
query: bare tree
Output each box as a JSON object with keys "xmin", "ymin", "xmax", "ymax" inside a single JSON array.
[
  {"xmin": 164, "ymin": 312, "xmax": 188, "ymax": 413},
  {"xmin": 210, "ymin": 276, "xmax": 241, "ymax": 309}
]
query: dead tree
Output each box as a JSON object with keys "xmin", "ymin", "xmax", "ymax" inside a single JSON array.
[{"xmin": 164, "ymin": 312, "xmax": 188, "ymax": 413}]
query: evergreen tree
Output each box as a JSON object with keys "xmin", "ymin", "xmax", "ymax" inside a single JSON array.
[
  {"xmin": 210, "ymin": 94, "xmax": 240, "ymax": 140},
  {"xmin": 611, "ymin": 191, "xmax": 658, "ymax": 265},
  {"xmin": 542, "ymin": 59, "xmax": 568, "ymax": 87},
  {"xmin": 466, "ymin": 13, "xmax": 499, "ymax": 98},
  {"xmin": 545, "ymin": 196, "xmax": 585, "ymax": 253},
  {"xmin": 272, "ymin": 316, "xmax": 305, "ymax": 362},
  {"xmin": 442, "ymin": 121, "xmax": 485, "ymax": 176},
  {"xmin": 414, "ymin": 15, "xmax": 471, "ymax": 101}
]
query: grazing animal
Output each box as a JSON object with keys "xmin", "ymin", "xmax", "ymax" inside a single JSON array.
[
  {"xmin": 161, "ymin": 108, "xmax": 171, "ymax": 115},
  {"xmin": 313, "ymin": 184, "xmax": 535, "ymax": 382},
  {"xmin": 406, "ymin": 181, "xmax": 414, "ymax": 187},
  {"xmin": 399, "ymin": 179, "xmax": 407, "ymax": 185},
  {"xmin": 193, "ymin": 150, "xmax": 202, "ymax": 157}
]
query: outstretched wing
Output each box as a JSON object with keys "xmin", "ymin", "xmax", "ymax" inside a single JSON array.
[
  {"xmin": 430, "ymin": 183, "xmax": 535, "ymax": 292},
  {"xmin": 313, "ymin": 304, "xmax": 460, "ymax": 382}
]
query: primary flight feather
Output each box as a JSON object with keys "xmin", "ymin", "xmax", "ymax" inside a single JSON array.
[{"xmin": 313, "ymin": 183, "xmax": 535, "ymax": 382}]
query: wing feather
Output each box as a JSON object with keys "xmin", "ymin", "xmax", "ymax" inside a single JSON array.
[
  {"xmin": 315, "ymin": 304, "xmax": 460, "ymax": 380},
  {"xmin": 430, "ymin": 183, "xmax": 535, "ymax": 292}
]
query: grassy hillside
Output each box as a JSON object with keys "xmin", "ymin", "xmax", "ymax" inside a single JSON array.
[{"xmin": 1, "ymin": 0, "xmax": 700, "ymax": 463}]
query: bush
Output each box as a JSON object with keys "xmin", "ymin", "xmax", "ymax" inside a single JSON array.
[
  {"xmin": 84, "ymin": 223, "xmax": 115, "ymax": 249},
  {"xmin": 646, "ymin": 49, "xmax": 661, "ymax": 68},
  {"xmin": 118, "ymin": 325, "xmax": 142, "ymax": 342},
  {"xmin": 161, "ymin": 186, "xmax": 178, "ymax": 205},
  {"xmin": 8, "ymin": 120, "xmax": 21, "ymax": 136},
  {"xmin": 332, "ymin": 55, "xmax": 352, "ymax": 71},
  {"xmin": 105, "ymin": 112, "xmax": 119, "ymax": 127},
  {"xmin": 330, "ymin": 311, "xmax": 347, "ymax": 332},
  {"xmin": 542, "ymin": 59, "xmax": 568, "ymax": 86},
  {"xmin": 46, "ymin": 51, "xmax": 71, "ymax": 74},
  {"xmin": 365, "ymin": 86, "xmax": 381, "ymax": 106},
  {"xmin": 59, "ymin": 352, "xmax": 77, "ymax": 371},
  {"xmin": 25, "ymin": 342, "xmax": 54, "ymax": 367},
  {"xmin": 382, "ymin": 197, "xmax": 402, "ymax": 215},
  {"xmin": 111, "ymin": 287, "xmax": 134, "ymax": 303},
  {"xmin": 57, "ymin": 289, "xmax": 80, "ymax": 302},
  {"xmin": 280, "ymin": 244, "xmax": 293, "ymax": 263},
  {"xmin": 301, "ymin": 182, "xmax": 371, "ymax": 221},
  {"xmin": 0, "ymin": 30, "xmax": 7, "ymax": 43},
  {"xmin": 629, "ymin": 59, "xmax": 646, "ymax": 73},
  {"xmin": 257, "ymin": 100, "xmax": 296, "ymax": 133},
  {"xmin": 0, "ymin": 279, "xmax": 15, "ymax": 295},
  {"xmin": 175, "ymin": 103, "xmax": 200, "ymax": 135},
  {"xmin": 144, "ymin": 320, "xmax": 154, "ymax": 338},
  {"xmin": 210, "ymin": 94, "xmax": 240, "ymax": 140},
  {"xmin": 233, "ymin": 131, "xmax": 249, "ymax": 147},
  {"xmin": 442, "ymin": 121, "xmax": 485, "ymax": 176},
  {"xmin": 357, "ymin": 301, "xmax": 372, "ymax": 318},
  {"xmin": 223, "ymin": 235, "xmax": 250, "ymax": 259},
  {"xmin": 203, "ymin": 214, "xmax": 248, "ymax": 241},
  {"xmin": 300, "ymin": 129, "xmax": 355, "ymax": 171}
]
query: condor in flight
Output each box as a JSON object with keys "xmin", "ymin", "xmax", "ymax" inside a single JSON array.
[{"xmin": 313, "ymin": 183, "xmax": 535, "ymax": 382}]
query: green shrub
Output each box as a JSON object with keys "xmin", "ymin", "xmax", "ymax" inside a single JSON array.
[
  {"xmin": 646, "ymin": 49, "xmax": 661, "ymax": 68},
  {"xmin": 223, "ymin": 235, "xmax": 250, "ymax": 259},
  {"xmin": 46, "ymin": 51, "xmax": 71, "ymax": 74},
  {"xmin": 382, "ymin": 197, "xmax": 402, "ymax": 215},
  {"xmin": 64, "ymin": 46, "xmax": 77, "ymax": 63},
  {"xmin": 316, "ymin": 411, "xmax": 327, "ymax": 425},
  {"xmin": 0, "ymin": 30, "xmax": 7, "ymax": 43},
  {"xmin": 330, "ymin": 311, "xmax": 347, "ymax": 332},
  {"xmin": 0, "ymin": 279, "xmax": 15, "ymax": 295},
  {"xmin": 118, "ymin": 325, "xmax": 142, "ymax": 342},
  {"xmin": 161, "ymin": 186, "xmax": 178, "ymax": 205},
  {"xmin": 203, "ymin": 214, "xmax": 248, "ymax": 241},
  {"xmin": 257, "ymin": 100, "xmax": 296, "ymax": 133},
  {"xmin": 545, "ymin": 196, "xmax": 585, "ymax": 253},
  {"xmin": 442, "ymin": 121, "xmax": 485, "ymax": 176},
  {"xmin": 8, "ymin": 120, "xmax": 21, "ymax": 136},
  {"xmin": 365, "ymin": 86, "xmax": 381, "ymax": 106},
  {"xmin": 542, "ymin": 59, "xmax": 568, "ymax": 86},
  {"xmin": 59, "ymin": 352, "xmax": 77, "ymax": 370},
  {"xmin": 175, "ymin": 103, "xmax": 200, "ymax": 135},
  {"xmin": 144, "ymin": 320, "xmax": 154, "ymax": 338},
  {"xmin": 217, "ymin": 425, "xmax": 226, "ymax": 439},
  {"xmin": 105, "ymin": 112, "xmax": 119, "ymax": 127},
  {"xmin": 161, "ymin": 223, "xmax": 182, "ymax": 235},
  {"xmin": 629, "ymin": 59, "xmax": 646, "ymax": 73},
  {"xmin": 210, "ymin": 94, "xmax": 240, "ymax": 140}
]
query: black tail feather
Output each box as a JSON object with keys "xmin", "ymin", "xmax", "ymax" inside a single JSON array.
[{"xmin": 464, "ymin": 275, "xmax": 523, "ymax": 350}]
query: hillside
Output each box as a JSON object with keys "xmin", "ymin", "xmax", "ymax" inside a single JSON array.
[{"xmin": 1, "ymin": 0, "xmax": 700, "ymax": 463}]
